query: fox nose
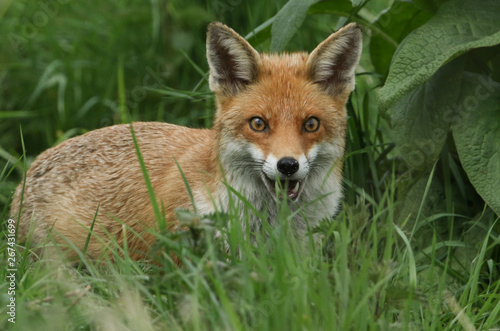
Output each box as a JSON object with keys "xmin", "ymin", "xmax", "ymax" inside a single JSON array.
[{"xmin": 277, "ymin": 157, "xmax": 299, "ymax": 176}]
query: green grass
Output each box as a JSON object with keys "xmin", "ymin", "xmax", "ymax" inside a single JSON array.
[
  {"xmin": 1, "ymin": 167, "xmax": 499, "ymax": 330},
  {"xmin": 1, "ymin": 0, "xmax": 499, "ymax": 330}
]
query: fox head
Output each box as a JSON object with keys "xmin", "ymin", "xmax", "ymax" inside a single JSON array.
[{"xmin": 206, "ymin": 22, "xmax": 362, "ymax": 208}]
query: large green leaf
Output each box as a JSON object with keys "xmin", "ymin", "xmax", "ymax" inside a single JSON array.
[
  {"xmin": 389, "ymin": 59, "xmax": 463, "ymax": 169},
  {"xmin": 378, "ymin": 0, "xmax": 500, "ymax": 111},
  {"xmin": 270, "ymin": 0, "xmax": 317, "ymax": 52},
  {"xmin": 452, "ymin": 73, "xmax": 500, "ymax": 216},
  {"xmin": 369, "ymin": 1, "xmax": 432, "ymax": 77},
  {"xmin": 411, "ymin": 0, "xmax": 439, "ymax": 12},
  {"xmin": 412, "ymin": 0, "xmax": 451, "ymax": 12}
]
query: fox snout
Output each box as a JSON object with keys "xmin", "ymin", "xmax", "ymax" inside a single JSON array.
[
  {"xmin": 261, "ymin": 154, "xmax": 311, "ymax": 201},
  {"xmin": 271, "ymin": 157, "xmax": 303, "ymax": 200}
]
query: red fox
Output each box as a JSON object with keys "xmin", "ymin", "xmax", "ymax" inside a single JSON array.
[{"xmin": 10, "ymin": 22, "xmax": 362, "ymax": 261}]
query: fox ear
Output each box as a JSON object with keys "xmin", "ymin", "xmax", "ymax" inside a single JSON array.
[
  {"xmin": 307, "ymin": 23, "xmax": 362, "ymax": 98},
  {"xmin": 207, "ymin": 22, "xmax": 261, "ymax": 96}
]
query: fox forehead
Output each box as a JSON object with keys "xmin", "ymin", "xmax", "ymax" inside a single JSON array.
[
  {"xmin": 218, "ymin": 53, "xmax": 347, "ymax": 140},
  {"xmin": 258, "ymin": 52, "xmax": 310, "ymax": 79},
  {"xmin": 250, "ymin": 53, "xmax": 325, "ymax": 115}
]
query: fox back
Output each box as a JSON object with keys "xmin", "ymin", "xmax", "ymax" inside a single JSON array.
[{"xmin": 10, "ymin": 22, "xmax": 362, "ymax": 261}]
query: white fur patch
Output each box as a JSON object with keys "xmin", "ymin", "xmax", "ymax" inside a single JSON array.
[
  {"xmin": 307, "ymin": 145, "xmax": 319, "ymax": 161},
  {"xmin": 262, "ymin": 154, "xmax": 278, "ymax": 179},
  {"xmin": 296, "ymin": 154, "xmax": 310, "ymax": 179}
]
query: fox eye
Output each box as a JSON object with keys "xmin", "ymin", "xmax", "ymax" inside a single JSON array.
[
  {"xmin": 303, "ymin": 117, "xmax": 320, "ymax": 132},
  {"xmin": 249, "ymin": 117, "xmax": 267, "ymax": 132}
]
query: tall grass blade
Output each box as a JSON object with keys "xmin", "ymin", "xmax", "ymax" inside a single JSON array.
[
  {"xmin": 129, "ymin": 123, "xmax": 166, "ymax": 231},
  {"xmin": 394, "ymin": 224, "xmax": 417, "ymax": 289}
]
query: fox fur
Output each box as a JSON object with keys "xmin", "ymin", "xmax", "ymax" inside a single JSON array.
[{"xmin": 10, "ymin": 22, "xmax": 362, "ymax": 261}]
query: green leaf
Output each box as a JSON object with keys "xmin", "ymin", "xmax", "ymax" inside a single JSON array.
[
  {"xmin": 245, "ymin": 17, "xmax": 273, "ymax": 47},
  {"xmin": 394, "ymin": 225, "xmax": 418, "ymax": 288},
  {"xmin": 389, "ymin": 58, "xmax": 463, "ymax": 169},
  {"xmin": 270, "ymin": 0, "xmax": 317, "ymax": 52},
  {"xmin": 0, "ymin": 110, "xmax": 36, "ymax": 119},
  {"xmin": 411, "ymin": 0, "xmax": 452, "ymax": 12},
  {"xmin": 307, "ymin": 0, "xmax": 353, "ymax": 16},
  {"xmin": 452, "ymin": 73, "xmax": 500, "ymax": 216},
  {"xmin": 350, "ymin": 0, "xmax": 364, "ymax": 7},
  {"xmin": 378, "ymin": 0, "xmax": 500, "ymax": 111},
  {"xmin": 369, "ymin": 1, "xmax": 432, "ymax": 77},
  {"xmin": 411, "ymin": 0, "xmax": 439, "ymax": 12},
  {"xmin": 396, "ymin": 173, "xmax": 445, "ymax": 230}
]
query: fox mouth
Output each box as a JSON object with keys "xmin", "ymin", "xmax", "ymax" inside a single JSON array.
[{"xmin": 262, "ymin": 175, "xmax": 304, "ymax": 201}]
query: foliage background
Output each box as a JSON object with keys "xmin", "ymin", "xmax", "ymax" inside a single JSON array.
[{"xmin": 1, "ymin": 0, "xmax": 499, "ymax": 330}]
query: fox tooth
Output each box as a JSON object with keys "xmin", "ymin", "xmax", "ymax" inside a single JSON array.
[{"xmin": 292, "ymin": 181, "xmax": 300, "ymax": 194}]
